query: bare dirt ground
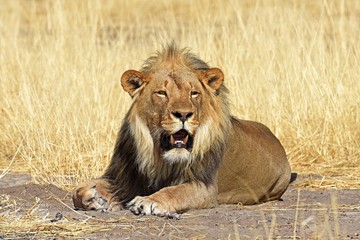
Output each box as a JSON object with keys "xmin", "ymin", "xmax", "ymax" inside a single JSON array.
[{"xmin": 0, "ymin": 174, "xmax": 359, "ymax": 239}]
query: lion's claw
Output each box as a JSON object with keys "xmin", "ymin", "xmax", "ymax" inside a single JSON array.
[
  {"xmin": 165, "ymin": 212, "xmax": 181, "ymax": 220},
  {"xmin": 127, "ymin": 196, "xmax": 180, "ymax": 219}
]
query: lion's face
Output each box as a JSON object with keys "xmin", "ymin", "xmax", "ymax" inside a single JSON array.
[
  {"xmin": 121, "ymin": 66, "xmax": 226, "ymax": 164},
  {"xmin": 143, "ymin": 69, "xmax": 207, "ymax": 162}
]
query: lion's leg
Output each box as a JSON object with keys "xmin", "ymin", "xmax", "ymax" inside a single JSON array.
[
  {"xmin": 127, "ymin": 182, "xmax": 217, "ymax": 219},
  {"xmin": 72, "ymin": 179, "xmax": 121, "ymax": 211}
]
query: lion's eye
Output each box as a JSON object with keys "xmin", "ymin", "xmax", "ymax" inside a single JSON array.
[
  {"xmin": 191, "ymin": 91, "xmax": 200, "ymax": 98},
  {"xmin": 156, "ymin": 90, "xmax": 167, "ymax": 97}
]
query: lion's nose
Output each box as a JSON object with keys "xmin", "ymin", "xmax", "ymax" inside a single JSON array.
[{"xmin": 172, "ymin": 111, "xmax": 193, "ymax": 122}]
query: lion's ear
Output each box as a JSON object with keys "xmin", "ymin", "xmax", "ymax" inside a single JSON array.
[
  {"xmin": 199, "ymin": 68, "xmax": 224, "ymax": 91},
  {"xmin": 121, "ymin": 70, "xmax": 145, "ymax": 97}
]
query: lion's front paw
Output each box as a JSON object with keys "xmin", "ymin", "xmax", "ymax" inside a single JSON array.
[
  {"xmin": 73, "ymin": 185, "xmax": 109, "ymax": 211},
  {"xmin": 72, "ymin": 180, "xmax": 113, "ymax": 211},
  {"xmin": 127, "ymin": 196, "xmax": 180, "ymax": 219}
]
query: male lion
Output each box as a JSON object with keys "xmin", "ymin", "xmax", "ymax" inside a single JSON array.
[{"xmin": 73, "ymin": 44, "xmax": 291, "ymax": 218}]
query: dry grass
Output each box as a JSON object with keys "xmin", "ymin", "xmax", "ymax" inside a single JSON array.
[
  {"xmin": 1, "ymin": 0, "xmax": 359, "ymax": 191},
  {"xmin": 0, "ymin": 194, "xmax": 138, "ymax": 239}
]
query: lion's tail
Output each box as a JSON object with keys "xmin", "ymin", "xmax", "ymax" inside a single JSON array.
[{"xmin": 290, "ymin": 172, "xmax": 298, "ymax": 183}]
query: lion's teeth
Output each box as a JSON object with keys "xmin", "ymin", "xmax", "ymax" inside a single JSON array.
[
  {"xmin": 184, "ymin": 135, "xmax": 189, "ymax": 144},
  {"xmin": 170, "ymin": 130, "xmax": 189, "ymax": 147}
]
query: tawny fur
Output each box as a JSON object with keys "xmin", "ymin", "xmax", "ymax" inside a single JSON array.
[{"xmin": 72, "ymin": 44, "xmax": 291, "ymax": 217}]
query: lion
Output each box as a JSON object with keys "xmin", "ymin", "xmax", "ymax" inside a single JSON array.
[{"xmin": 72, "ymin": 44, "xmax": 292, "ymax": 218}]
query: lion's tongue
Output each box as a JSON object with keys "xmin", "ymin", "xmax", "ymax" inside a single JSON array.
[{"xmin": 170, "ymin": 130, "xmax": 189, "ymax": 147}]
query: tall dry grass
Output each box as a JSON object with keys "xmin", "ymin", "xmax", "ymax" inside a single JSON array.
[{"xmin": 0, "ymin": 0, "xmax": 359, "ymax": 190}]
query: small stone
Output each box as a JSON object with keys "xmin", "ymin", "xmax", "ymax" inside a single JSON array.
[{"xmin": 50, "ymin": 212, "xmax": 63, "ymax": 222}]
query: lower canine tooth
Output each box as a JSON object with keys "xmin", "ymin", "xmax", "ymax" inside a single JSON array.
[{"xmin": 170, "ymin": 135, "xmax": 175, "ymax": 145}]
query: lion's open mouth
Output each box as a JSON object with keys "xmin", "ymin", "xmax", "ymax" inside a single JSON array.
[{"xmin": 161, "ymin": 129, "xmax": 193, "ymax": 151}]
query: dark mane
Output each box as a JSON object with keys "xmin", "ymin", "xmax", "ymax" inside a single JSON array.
[{"xmin": 102, "ymin": 119, "xmax": 150, "ymax": 204}]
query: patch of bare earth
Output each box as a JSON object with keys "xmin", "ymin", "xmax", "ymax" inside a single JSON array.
[{"xmin": 0, "ymin": 174, "xmax": 359, "ymax": 239}]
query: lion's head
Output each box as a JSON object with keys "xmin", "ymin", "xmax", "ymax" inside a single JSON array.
[{"xmin": 121, "ymin": 44, "xmax": 230, "ymax": 171}]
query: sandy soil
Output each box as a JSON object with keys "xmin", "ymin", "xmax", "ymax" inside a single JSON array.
[{"xmin": 0, "ymin": 174, "xmax": 359, "ymax": 239}]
